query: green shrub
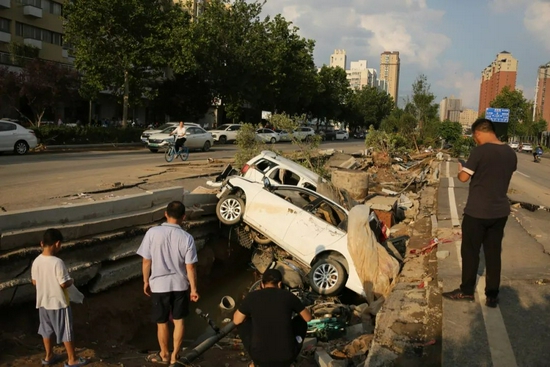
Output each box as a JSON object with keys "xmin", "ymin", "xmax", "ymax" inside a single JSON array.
[
  {"xmin": 33, "ymin": 126, "xmax": 142, "ymax": 145},
  {"xmin": 451, "ymin": 136, "xmax": 476, "ymax": 157},
  {"xmin": 234, "ymin": 123, "xmax": 264, "ymax": 169}
]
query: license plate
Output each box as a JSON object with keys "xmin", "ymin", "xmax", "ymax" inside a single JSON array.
[{"xmin": 149, "ymin": 143, "xmax": 159, "ymax": 148}]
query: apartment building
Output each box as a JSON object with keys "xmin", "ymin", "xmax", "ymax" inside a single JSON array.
[
  {"xmin": 380, "ymin": 51, "xmax": 400, "ymax": 104},
  {"xmin": 478, "ymin": 51, "xmax": 518, "ymax": 116},
  {"xmin": 533, "ymin": 61, "xmax": 550, "ymax": 130},
  {"xmin": 330, "ymin": 49, "xmax": 346, "ymax": 70},
  {"xmin": 439, "ymin": 96, "xmax": 462, "ymax": 122},
  {"xmin": 0, "ymin": 0, "xmax": 70, "ymax": 67},
  {"xmin": 459, "ymin": 109, "xmax": 478, "ymax": 131},
  {"xmin": 345, "ymin": 59, "xmax": 384, "ymax": 92}
]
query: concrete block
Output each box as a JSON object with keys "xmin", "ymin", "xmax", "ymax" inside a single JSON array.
[
  {"xmin": 436, "ymin": 250, "xmax": 450, "ymax": 260},
  {"xmin": 150, "ymin": 187, "xmax": 184, "ymax": 206},
  {"xmin": 315, "ymin": 350, "xmax": 333, "ymax": 367},
  {"xmin": 303, "ymin": 337, "xmax": 317, "ymax": 349},
  {"xmin": 69, "ymin": 263, "xmax": 102, "ymax": 287},
  {"xmin": 365, "ymin": 196, "xmax": 398, "ymax": 212},
  {"xmin": 363, "ymin": 344, "xmax": 398, "ymax": 367},
  {"xmin": 184, "ymin": 193, "xmax": 218, "ymax": 207},
  {"xmin": 339, "ymin": 157, "xmax": 359, "ymax": 169},
  {"xmin": 88, "ymin": 257, "xmax": 142, "ymax": 293},
  {"xmin": 0, "ymin": 283, "xmax": 35, "ymax": 307}
]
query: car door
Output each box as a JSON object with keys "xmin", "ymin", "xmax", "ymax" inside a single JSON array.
[
  {"xmin": 245, "ymin": 187, "xmax": 315, "ymax": 252},
  {"xmin": 185, "ymin": 127, "xmax": 199, "ymax": 148},
  {"xmin": 283, "ymin": 197, "xmax": 347, "ymax": 259},
  {"xmin": 0, "ymin": 122, "xmax": 17, "ymax": 150},
  {"xmin": 193, "ymin": 127, "xmax": 208, "ymax": 148}
]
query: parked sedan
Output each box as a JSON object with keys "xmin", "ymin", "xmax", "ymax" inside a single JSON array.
[
  {"xmin": 147, "ymin": 126, "xmax": 213, "ymax": 152},
  {"xmin": 255, "ymin": 128, "xmax": 280, "ymax": 144},
  {"xmin": 508, "ymin": 141, "xmax": 519, "ymax": 150},
  {"xmin": 0, "ymin": 120, "xmax": 38, "ymax": 155},
  {"xmin": 215, "ymin": 176, "xmax": 385, "ymax": 297},
  {"xmin": 274, "ymin": 129, "xmax": 292, "ymax": 142},
  {"xmin": 335, "ymin": 130, "xmax": 349, "ymax": 140}
]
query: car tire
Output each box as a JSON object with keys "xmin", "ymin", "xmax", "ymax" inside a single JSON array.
[
  {"xmin": 149, "ymin": 148, "xmax": 158, "ymax": 153},
  {"xmin": 14, "ymin": 140, "xmax": 29, "ymax": 155},
  {"xmin": 270, "ymin": 137, "xmax": 276, "ymax": 144},
  {"xmin": 219, "ymin": 136, "xmax": 227, "ymax": 145},
  {"xmin": 251, "ymin": 230, "xmax": 272, "ymax": 245},
  {"xmin": 309, "ymin": 258, "xmax": 347, "ymax": 296},
  {"xmin": 203, "ymin": 140, "xmax": 211, "ymax": 152},
  {"xmin": 216, "ymin": 195, "xmax": 245, "ymax": 225}
]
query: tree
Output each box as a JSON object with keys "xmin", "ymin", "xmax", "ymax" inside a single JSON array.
[
  {"xmin": 0, "ymin": 66, "xmax": 22, "ymax": 118},
  {"xmin": 150, "ymin": 71, "xmax": 213, "ymax": 120},
  {"xmin": 406, "ymin": 74, "xmax": 438, "ymax": 130},
  {"xmin": 18, "ymin": 60, "xmax": 80, "ymax": 126},
  {"xmin": 490, "ymin": 86, "xmax": 531, "ymax": 137},
  {"xmin": 310, "ymin": 66, "xmax": 350, "ymax": 123},
  {"xmin": 347, "ymin": 87, "xmax": 394, "ymax": 129},
  {"xmin": 64, "ymin": 0, "xmax": 190, "ymax": 127},
  {"xmin": 438, "ymin": 120, "xmax": 463, "ymax": 143}
]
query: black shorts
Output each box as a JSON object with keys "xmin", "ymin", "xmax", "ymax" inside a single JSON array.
[{"xmin": 151, "ymin": 290, "xmax": 190, "ymax": 324}]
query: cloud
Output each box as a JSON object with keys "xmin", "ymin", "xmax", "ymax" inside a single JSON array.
[
  {"xmin": 436, "ymin": 62, "xmax": 480, "ymax": 109},
  {"xmin": 524, "ymin": 1, "xmax": 550, "ymax": 51},
  {"xmin": 489, "ymin": 0, "xmax": 530, "ymax": 12},
  {"xmin": 261, "ymin": 0, "xmax": 451, "ymax": 69}
]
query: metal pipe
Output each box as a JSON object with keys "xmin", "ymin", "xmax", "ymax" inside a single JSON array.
[{"xmin": 179, "ymin": 321, "xmax": 237, "ymax": 364}]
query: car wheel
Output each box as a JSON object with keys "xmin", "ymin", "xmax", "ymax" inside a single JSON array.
[
  {"xmin": 149, "ymin": 148, "xmax": 158, "ymax": 153},
  {"xmin": 251, "ymin": 230, "xmax": 272, "ymax": 245},
  {"xmin": 203, "ymin": 140, "xmax": 211, "ymax": 152},
  {"xmin": 216, "ymin": 195, "xmax": 245, "ymax": 225},
  {"xmin": 14, "ymin": 140, "xmax": 29, "ymax": 155},
  {"xmin": 309, "ymin": 258, "xmax": 347, "ymax": 296},
  {"xmin": 270, "ymin": 137, "xmax": 276, "ymax": 144},
  {"xmin": 219, "ymin": 136, "xmax": 227, "ymax": 144}
]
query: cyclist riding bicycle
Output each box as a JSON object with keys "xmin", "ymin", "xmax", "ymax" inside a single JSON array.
[{"xmin": 169, "ymin": 121, "xmax": 187, "ymax": 153}]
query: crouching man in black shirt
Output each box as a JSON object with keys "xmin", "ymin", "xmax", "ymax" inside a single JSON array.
[{"xmin": 233, "ymin": 269, "xmax": 312, "ymax": 367}]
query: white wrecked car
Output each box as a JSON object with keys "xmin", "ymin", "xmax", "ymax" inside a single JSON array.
[
  {"xmin": 208, "ymin": 150, "xmax": 327, "ymax": 190},
  {"xmin": 215, "ymin": 176, "xmax": 387, "ymax": 296}
]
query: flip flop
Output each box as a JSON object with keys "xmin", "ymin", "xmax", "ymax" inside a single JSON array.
[
  {"xmin": 63, "ymin": 357, "xmax": 89, "ymax": 367},
  {"xmin": 42, "ymin": 354, "xmax": 62, "ymax": 365},
  {"xmin": 145, "ymin": 352, "xmax": 169, "ymax": 365}
]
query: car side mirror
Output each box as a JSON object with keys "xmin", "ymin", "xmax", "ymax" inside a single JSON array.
[{"xmin": 263, "ymin": 177, "xmax": 272, "ymax": 189}]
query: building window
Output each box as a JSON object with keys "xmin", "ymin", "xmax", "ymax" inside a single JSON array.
[
  {"xmin": 0, "ymin": 18, "xmax": 10, "ymax": 33},
  {"xmin": 45, "ymin": 0, "xmax": 63, "ymax": 15},
  {"xmin": 15, "ymin": 22, "xmax": 63, "ymax": 46},
  {"xmin": 22, "ymin": 0, "xmax": 42, "ymax": 8}
]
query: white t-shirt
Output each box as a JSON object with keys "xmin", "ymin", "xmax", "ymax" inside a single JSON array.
[
  {"xmin": 137, "ymin": 223, "xmax": 198, "ymax": 293},
  {"xmin": 31, "ymin": 254, "xmax": 71, "ymax": 310},
  {"xmin": 172, "ymin": 126, "xmax": 187, "ymax": 139}
]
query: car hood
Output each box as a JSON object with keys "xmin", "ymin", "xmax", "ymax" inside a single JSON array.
[
  {"xmin": 148, "ymin": 133, "xmax": 172, "ymax": 140},
  {"xmin": 142, "ymin": 129, "xmax": 164, "ymax": 135}
]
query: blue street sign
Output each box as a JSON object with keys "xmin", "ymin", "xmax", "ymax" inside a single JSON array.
[{"xmin": 485, "ymin": 108, "xmax": 510, "ymax": 123}]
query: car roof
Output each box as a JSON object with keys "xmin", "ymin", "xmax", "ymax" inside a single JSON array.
[{"xmin": 248, "ymin": 150, "xmax": 325, "ymax": 184}]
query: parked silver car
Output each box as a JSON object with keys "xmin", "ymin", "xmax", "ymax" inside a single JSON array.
[{"xmin": 0, "ymin": 120, "xmax": 38, "ymax": 155}]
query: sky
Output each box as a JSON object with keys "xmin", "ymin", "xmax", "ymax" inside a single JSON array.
[{"xmin": 259, "ymin": 0, "xmax": 550, "ymax": 109}]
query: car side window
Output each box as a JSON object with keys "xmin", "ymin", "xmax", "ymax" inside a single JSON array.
[
  {"xmin": 272, "ymin": 188, "xmax": 319, "ymax": 209},
  {"xmin": 303, "ymin": 182, "xmax": 317, "ymax": 191},
  {"xmin": 309, "ymin": 200, "xmax": 347, "ymax": 229},
  {"xmin": 230, "ymin": 125, "xmax": 241, "ymax": 131},
  {"xmin": 0, "ymin": 122, "xmax": 16, "ymax": 131},
  {"xmin": 269, "ymin": 168, "xmax": 300, "ymax": 186},
  {"xmin": 254, "ymin": 159, "xmax": 276, "ymax": 173}
]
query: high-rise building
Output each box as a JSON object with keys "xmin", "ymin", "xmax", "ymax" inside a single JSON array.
[
  {"xmin": 439, "ymin": 96, "xmax": 462, "ymax": 122},
  {"xmin": 379, "ymin": 51, "xmax": 400, "ymax": 104},
  {"xmin": 533, "ymin": 62, "xmax": 550, "ymax": 130},
  {"xmin": 459, "ymin": 109, "xmax": 478, "ymax": 131},
  {"xmin": 0, "ymin": 0, "xmax": 70, "ymax": 66},
  {"xmin": 330, "ymin": 49, "xmax": 346, "ymax": 70},
  {"xmin": 478, "ymin": 51, "xmax": 518, "ymax": 116}
]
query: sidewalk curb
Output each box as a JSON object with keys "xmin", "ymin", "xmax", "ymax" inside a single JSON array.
[
  {"xmin": 508, "ymin": 198, "xmax": 550, "ymax": 212},
  {"xmin": 32, "ymin": 143, "xmax": 144, "ymax": 154}
]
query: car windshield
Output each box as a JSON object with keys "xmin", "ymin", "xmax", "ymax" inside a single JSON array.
[
  {"xmin": 161, "ymin": 127, "xmax": 174, "ymax": 133},
  {"xmin": 157, "ymin": 123, "xmax": 174, "ymax": 130}
]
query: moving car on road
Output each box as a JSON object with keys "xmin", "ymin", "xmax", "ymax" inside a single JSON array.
[
  {"xmin": 147, "ymin": 125, "xmax": 213, "ymax": 153},
  {"xmin": 209, "ymin": 124, "xmax": 242, "ymax": 144},
  {"xmin": 0, "ymin": 120, "xmax": 38, "ymax": 155},
  {"xmin": 255, "ymin": 128, "xmax": 280, "ymax": 144},
  {"xmin": 215, "ymin": 176, "xmax": 384, "ymax": 296}
]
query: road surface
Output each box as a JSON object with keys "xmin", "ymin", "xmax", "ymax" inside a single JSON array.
[{"xmin": 0, "ymin": 140, "xmax": 366, "ymax": 211}]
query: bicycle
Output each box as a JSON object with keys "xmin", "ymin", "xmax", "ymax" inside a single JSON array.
[{"xmin": 164, "ymin": 136, "xmax": 189, "ymax": 162}]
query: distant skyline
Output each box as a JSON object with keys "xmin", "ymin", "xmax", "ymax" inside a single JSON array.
[{"xmin": 260, "ymin": 0, "xmax": 550, "ymax": 109}]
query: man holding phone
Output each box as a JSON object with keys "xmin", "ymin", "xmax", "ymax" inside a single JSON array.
[{"xmin": 443, "ymin": 118, "xmax": 517, "ymax": 308}]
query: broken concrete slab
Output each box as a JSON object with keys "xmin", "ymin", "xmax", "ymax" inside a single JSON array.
[
  {"xmin": 436, "ymin": 250, "xmax": 451, "ymax": 260},
  {"xmin": 88, "ymin": 257, "xmax": 142, "ymax": 294},
  {"xmin": 339, "ymin": 157, "xmax": 359, "ymax": 170},
  {"xmin": 314, "ymin": 349, "xmax": 347, "ymax": 367}
]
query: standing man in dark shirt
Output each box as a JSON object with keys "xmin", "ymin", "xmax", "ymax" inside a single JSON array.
[
  {"xmin": 443, "ymin": 118, "xmax": 517, "ymax": 308},
  {"xmin": 233, "ymin": 269, "xmax": 312, "ymax": 367}
]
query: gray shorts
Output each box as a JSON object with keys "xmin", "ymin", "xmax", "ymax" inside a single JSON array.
[{"xmin": 38, "ymin": 307, "xmax": 73, "ymax": 344}]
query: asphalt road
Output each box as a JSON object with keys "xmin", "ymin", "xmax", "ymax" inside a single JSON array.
[
  {"xmin": 508, "ymin": 151, "xmax": 550, "ymax": 207},
  {"xmin": 0, "ymin": 140, "xmax": 366, "ymax": 211}
]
